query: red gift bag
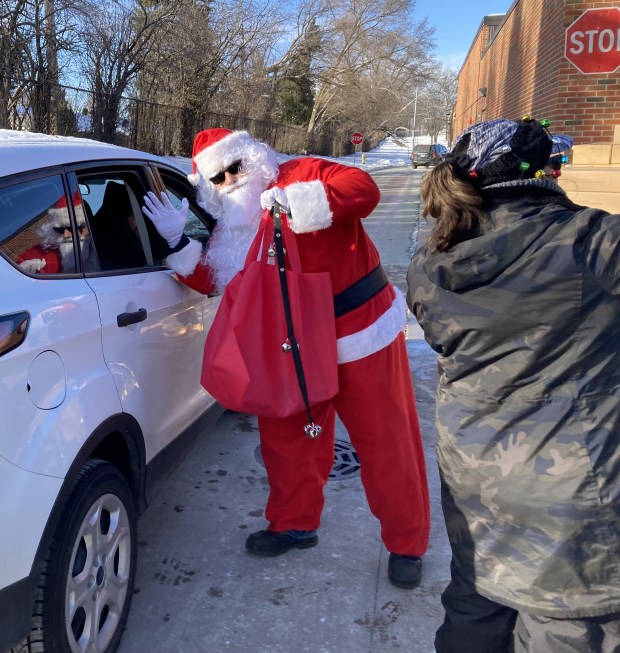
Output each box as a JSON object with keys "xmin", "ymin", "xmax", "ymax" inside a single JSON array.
[{"xmin": 201, "ymin": 207, "xmax": 338, "ymax": 422}]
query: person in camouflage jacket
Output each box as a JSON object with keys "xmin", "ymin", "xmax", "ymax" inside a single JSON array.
[{"xmin": 407, "ymin": 117, "xmax": 620, "ymax": 653}]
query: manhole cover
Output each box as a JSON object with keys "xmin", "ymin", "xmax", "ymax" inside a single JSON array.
[{"xmin": 254, "ymin": 439, "xmax": 360, "ymax": 480}]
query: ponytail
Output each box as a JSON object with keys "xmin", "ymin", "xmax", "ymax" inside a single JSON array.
[{"xmin": 421, "ymin": 162, "xmax": 485, "ymax": 252}]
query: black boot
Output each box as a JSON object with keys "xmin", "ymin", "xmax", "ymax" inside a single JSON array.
[
  {"xmin": 388, "ymin": 553, "xmax": 423, "ymax": 589},
  {"xmin": 245, "ymin": 529, "xmax": 318, "ymax": 557}
]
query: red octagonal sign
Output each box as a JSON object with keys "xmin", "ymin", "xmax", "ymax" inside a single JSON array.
[
  {"xmin": 565, "ymin": 7, "xmax": 620, "ymax": 74},
  {"xmin": 350, "ymin": 132, "xmax": 364, "ymax": 145}
]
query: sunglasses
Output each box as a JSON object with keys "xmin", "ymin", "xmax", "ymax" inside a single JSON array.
[
  {"xmin": 53, "ymin": 224, "xmax": 87, "ymax": 234},
  {"xmin": 209, "ymin": 160, "xmax": 242, "ymax": 185}
]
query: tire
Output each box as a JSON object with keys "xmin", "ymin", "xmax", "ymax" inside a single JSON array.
[{"xmin": 13, "ymin": 460, "xmax": 137, "ymax": 653}]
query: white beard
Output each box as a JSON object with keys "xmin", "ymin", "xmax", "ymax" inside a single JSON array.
[
  {"xmin": 204, "ymin": 177, "xmax": 267, "ymax": 293},
  {"xmin": 59, "ymin": 240, "xmax": 76, "ymax": 272}
]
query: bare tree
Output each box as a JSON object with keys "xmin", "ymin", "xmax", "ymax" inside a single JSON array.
[
  {"xmin": 29, "ymin": 0, "xmax": 63, "ymax": 133},
  {"xmin": 0, "ymin": 0, "xmax": 28, "ymax": 128},
  {"xmin": 296, "ymin": 0, "xmax": 435, "ymax": 138},
  {"xmin": 417, "ymin": 65, "xmax": 457, "ymax": 143},
  {"xmin": 133, "ymin": 0, "xmax": 281, "ymax": 151},
  {"xmin": 0, "ymin": 0, "xmax": 79, "ymax": 132},
  {"xmin": 73, "ymin": 0, "xmax": 177, "ymax": 143},
  {"xmin": 2, "ymin": 0, "xmax": 449, "ymax": 158}
]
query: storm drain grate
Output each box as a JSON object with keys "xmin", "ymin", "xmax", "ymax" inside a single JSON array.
[
  {"xmin": 253, "ymin": 439, "xmax": 360, "ymax": 480},
  {"xmin": 330, "ymin": 440, "xmax": 361, "ymax": 479}
]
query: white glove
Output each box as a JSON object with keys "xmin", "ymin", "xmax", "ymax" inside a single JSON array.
[
  {"xmin": 260, "ymin": 187, "xmax": 289, "ymax": 212},
  {"xmin": 142, "ymin": 191, "xmax": 189, "ymax": 247},
  {"xmin": 19, "ymin": 258, "xmax": 46, "ymax": 273}
]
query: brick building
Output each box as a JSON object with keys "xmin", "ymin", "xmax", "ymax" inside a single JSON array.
[{"xmin": 453, "ymin": 0, "xmax": 620, "ymax": 167}]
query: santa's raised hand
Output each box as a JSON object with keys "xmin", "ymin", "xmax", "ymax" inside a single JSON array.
[{"xmin": 142, "ymin": 191, "xmax": 188, "ymax": 248}]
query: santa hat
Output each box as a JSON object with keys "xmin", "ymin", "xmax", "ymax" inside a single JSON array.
[
  {"xmin": 187, "ymin": 128, "xmax": 254, "ymax": 186},
  {"xmin": 49, "ymin": 190, "xmax": 82, "ymax": 222}
]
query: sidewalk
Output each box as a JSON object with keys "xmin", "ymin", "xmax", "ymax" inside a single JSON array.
[{"xmin": 117, "ymin": 168, "xmax": 448, "ymax": 653}]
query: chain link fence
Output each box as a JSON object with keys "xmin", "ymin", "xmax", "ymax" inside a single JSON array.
[{"xmin": 4, "ymin": 80, "xmax": 374, "ymax": 158}]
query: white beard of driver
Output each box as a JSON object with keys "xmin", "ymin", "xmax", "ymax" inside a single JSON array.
[
  {"xmin": 58, "ymin": 239, "xmax": 76, "ymax": 271},
  {"xmin": 203, "ymin": 176, "xmax": 267, "ymax": 294}
]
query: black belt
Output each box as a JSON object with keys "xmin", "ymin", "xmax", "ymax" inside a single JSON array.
[{"xmin": 333, "ymin": 264, "xmax": 389, "ymax": 318}]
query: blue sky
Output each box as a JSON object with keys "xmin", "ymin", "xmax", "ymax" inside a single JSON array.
[{"xmin": 415, "ymin": 0, "xmax": 514, "ymax": 70}]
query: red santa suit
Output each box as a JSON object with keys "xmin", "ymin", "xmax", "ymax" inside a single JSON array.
[
  {"xmin": 16, "ymin": 192, "xmax": 84, "ymax": 274},
  {"xmin": 17, "ymin": 244, "xmax": 63, "ymax": 274},
  {"xmin": 168, "ymin": 146, "xmax": 430, "ymax": 558}
]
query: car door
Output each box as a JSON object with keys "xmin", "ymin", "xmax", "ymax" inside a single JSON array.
[{"xmin": 72, "ymin": 163, "xmax": 217, "ymax": 461}]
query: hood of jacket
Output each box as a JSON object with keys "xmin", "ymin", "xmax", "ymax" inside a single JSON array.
[{"xmin": 420, "ymin": 185, "xmax": 583, "ymax": 293}]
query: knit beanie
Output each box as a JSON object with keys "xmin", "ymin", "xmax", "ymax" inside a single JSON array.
[{"xmin": 444, "ymin": 116, "xmax": 573, "ymax": 188}]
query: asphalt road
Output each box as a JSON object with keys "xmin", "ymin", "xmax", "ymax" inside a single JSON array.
[{"xmin": 117, "ymin": 166, "xmax": 449, "ymax": 653}]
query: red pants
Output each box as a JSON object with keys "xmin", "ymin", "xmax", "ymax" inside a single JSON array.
[{"xmin": 257, "ymin": 332, "xmax": 430, "ymax": 556}]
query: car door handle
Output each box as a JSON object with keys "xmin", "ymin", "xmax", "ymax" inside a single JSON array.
[{"xmin": 117, "ymin": 308, "xmax": 147, "ymax": 327}]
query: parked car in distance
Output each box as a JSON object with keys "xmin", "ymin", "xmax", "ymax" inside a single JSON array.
[
  {"xmin": 410, "ymin": 142, "xmax": 448, "ymax": 168},
  {"xmin": 0, "ymin": 129, "xmax": 224, "ymax": 653}
]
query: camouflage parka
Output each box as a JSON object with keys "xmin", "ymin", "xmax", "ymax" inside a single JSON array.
[{"xmin": 407, "ymin": 185, "xmax": 620, "ymax": 617}]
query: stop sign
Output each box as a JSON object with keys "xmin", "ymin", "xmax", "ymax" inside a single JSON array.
[
  {"xmin": 565, "ymin": 7, "xmax": 620, "ymax": 74},
  {"xmin": 351, "ymin": 132, "xmax": 364, "ymax": 145}
]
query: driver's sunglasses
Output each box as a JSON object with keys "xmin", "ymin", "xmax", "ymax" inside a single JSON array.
[
  {"xmin": 209, "ymin": 160, "xmax": 242, "ymax": 185},
  {"xmin": 53, "ymin": 223, "xmax": 87, "ymax": 234}
]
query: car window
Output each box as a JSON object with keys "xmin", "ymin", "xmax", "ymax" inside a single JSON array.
[
  {"xmin": 69, "ymin": 179, "xmax": 100, "ymax": 273},
  {"xmin": 0, "ymin": 175, "xmax": 82, "ymax": 275},
  {"xmin": 76, "ymin": 171, "xmax": 169, "ymax": 272},
  {"xmin": 157, "ymin": 168, "xmax": 215, "ymax": 244},
  {"xmin": 414, "ymin": 145, "xmax": 430, "ymax": 153}
]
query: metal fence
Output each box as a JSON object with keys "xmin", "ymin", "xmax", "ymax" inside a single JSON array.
[{"xmin": 5, "ymin": 80, "xmax": 371, "ymax": 158}]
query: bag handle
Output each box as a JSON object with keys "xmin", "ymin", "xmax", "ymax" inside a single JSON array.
[
  {"xmin": 278, "ymin": 211, "xmax": 302, "ymax": 272},
  {"xmin": 272, "ymin": 201, "xmax": 322, "ymax": 439}
]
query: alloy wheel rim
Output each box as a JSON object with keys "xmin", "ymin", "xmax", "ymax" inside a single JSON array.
[{"xmin": 65, "ymin": 493, "xmax": 132, "ymax": 653}]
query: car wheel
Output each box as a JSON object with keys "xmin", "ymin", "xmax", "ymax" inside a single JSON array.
[
  {"xmin": 413, "ymin": 165, "xmax": 418, "ymax": 169},
  {"xmin": 15, "ymin": 460, "xmax": 137, "ymax": 653}
]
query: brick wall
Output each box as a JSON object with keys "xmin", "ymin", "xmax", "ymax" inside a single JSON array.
[{"xmin": 453, "ymin": 0, "xmax": 620, "ymax": 147}]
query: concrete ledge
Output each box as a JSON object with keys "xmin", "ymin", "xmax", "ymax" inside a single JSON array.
[
  {"xmin": 571, "ymin": 144, "xmax": 612, "ymax": 166},
  {"xmin": 564, "ymin": 192, "xmax": 620, "ymax": 213},
  {"xmin": 559, "ymin": 166, "xmax": 620, "ymax": 214}
]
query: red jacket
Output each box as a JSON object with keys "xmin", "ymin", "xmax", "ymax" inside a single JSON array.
[{"xmin": 16, "ymin": 245, "xmax": 63, "ymax": 274}]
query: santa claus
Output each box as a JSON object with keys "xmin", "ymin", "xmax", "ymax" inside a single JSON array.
[
  {"xmin": 142, "ymin": 128, "xmax": 430, "ymax": 590},
  {"xmin": 17, "ymin": 191, "xmax": 88, "ymax": 274}
]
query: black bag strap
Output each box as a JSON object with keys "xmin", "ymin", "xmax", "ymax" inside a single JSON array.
[{"xmin": 272, "ymin": 201, "xmax": 322, "ymax": 439}]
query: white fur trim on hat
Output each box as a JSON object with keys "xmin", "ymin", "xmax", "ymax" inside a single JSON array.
[
  {"xmin": 336, "ymin": 289, "xmax": 407, "ymax": 364},
  {"xmin": 48, "ymin": 206, "xmax": 70, "ymax": 223},
  {"xmin": 286, "ymin": 180, "xmax": 333, "ymax": 234},
  {"xmin": 187, "ymin": 172, "xmax": 201, "ymax": 186},
  {"xmin": 166, "ymin": 238, "xmax": 203, "ymax": 277},
  {"xmin": 194, "ymin": 131, "xmax": 254, "ymax": 181}
]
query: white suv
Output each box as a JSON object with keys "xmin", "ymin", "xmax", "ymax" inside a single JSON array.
[{"xmin": 0, "ymin": 130, "xmax": 222, "ymax": 653}]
